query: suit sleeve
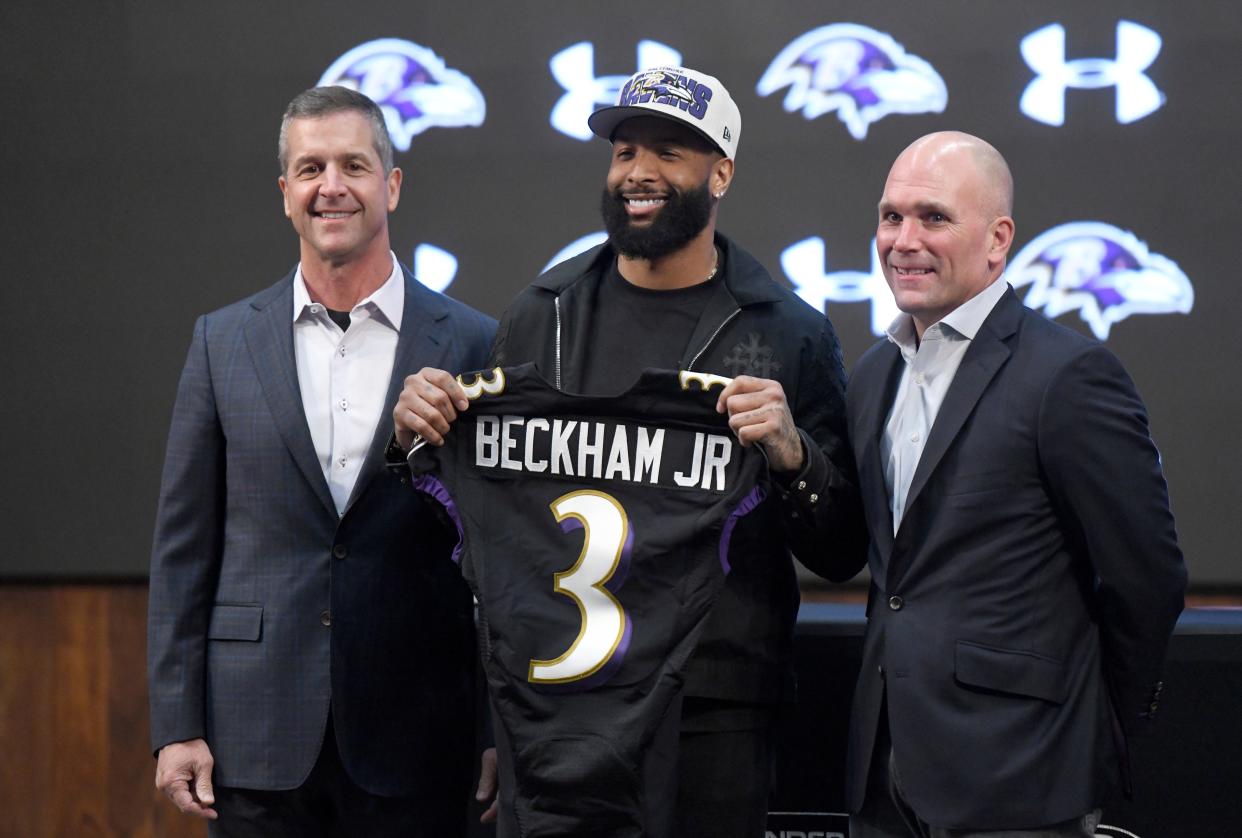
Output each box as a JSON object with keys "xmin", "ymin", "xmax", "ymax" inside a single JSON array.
[
  {"xmin": 1038, "ymin": 343, "xmax": 1187, "ymax": 734},
  {"xmin": 775, "ymin": 318, "xmax": 869, "ymax": 582},
  {"xmin": 147, "ymin": 315, "xmax": 226, "ymax": 754},
  {"xmin": 454, "ymin": 304, "xmax": 499, "ymax": 372},
  {"xmin": 384, "ymin": 303, "xmax": 497, "ymax": 467}
]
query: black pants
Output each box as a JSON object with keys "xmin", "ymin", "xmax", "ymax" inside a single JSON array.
[
  {"xmin": 490, "ymin": 694, "xmax": 773, "ymax": 838},
  {"xmin": 209, "ymin": 718, "xmax": 464, "ymax": 838},
  {"xmin": 672, "ymin": 697, "xmax": 776, "ymax": 838},
  {"xmin": 851, "ymin": 700, "xmax": 1099, "ymax": 838},
  {"xmin": 491, "ymin": 693, "xmax": 683, "ymax": 838}
]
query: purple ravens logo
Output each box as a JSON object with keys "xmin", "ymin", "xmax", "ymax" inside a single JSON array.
[
  {"xmin": 1007, "ymin": 222, "xmax": 1193, "ymax": 340},
  {"xmin": 318, "ymin": 38, "xmax": 486, "ymax": 151},
  {"xmin": 757, "ymin": 24, "xmax": 947, "ymax": 140},
  {"xmin": 631, "ymin": 69, "xmax": 696, "ymax": 106}
]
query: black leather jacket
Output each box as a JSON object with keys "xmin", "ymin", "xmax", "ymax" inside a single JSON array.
[{"xmin": 491, "ymin": 233, "xmax": 867, "ymax": 702}]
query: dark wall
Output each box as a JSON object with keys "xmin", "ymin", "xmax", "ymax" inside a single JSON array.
[{"xmin": 5, "ymin": 0, "xmax": 1238, "ymax": 580}]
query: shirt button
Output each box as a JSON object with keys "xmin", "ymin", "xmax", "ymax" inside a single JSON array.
[
  {"xmin": 339, "ymin": 398, "xmax": 348, "ymax": 411},
  {"xmin": 339, "ymin": 345, "xmax": 347, "ymax": 356},
  {"xmin": 320, "ymin": 610, "xmax": 332, "ymax": 627},
  {"xmin": 913, "ymin": 372, "xmax": 925, "ymax": 385},
  {"xmin": 332, "ymin": 544, "xmax": 348, "ymax": 559},
  {"xmin": 338, "ymin": 456, "xmax": 347, "ymax": 468},
  {"xmin": 910, "ymin": 433, "xmax": 920, "ymax": 444},
  {"xmin": 888, "ymin": 595, "xmax": 904, "ymax": 611},
  {"xmin": 797, "ymin": 480, "xmax": 807, "ymax": 491},
  {"xmin": 809, "ymin": 493, "xmax": 819, "ymax": 503}
]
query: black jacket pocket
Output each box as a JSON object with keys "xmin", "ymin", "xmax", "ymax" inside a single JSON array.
[{"xmin": 954, "ymin": 640, "xmax": 1066, "ymax": 704}]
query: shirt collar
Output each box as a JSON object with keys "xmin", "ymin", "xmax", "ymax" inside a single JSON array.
[
  {"xmin": 939, "ymin": 274, "xmax": 1009, "ymax": 340},
  {"xmin": 884, "ymin": 311, "xmax": 920, "ymax": 358},
  {"xmin": 885, "ymin": 274, "xmax": 1010, "ymax": 353},
  {"xmin": 292, "ymin": 251, "xmax": 404, "ymax": 330}
]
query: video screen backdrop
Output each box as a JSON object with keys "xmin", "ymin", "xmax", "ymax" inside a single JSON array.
[{"xmin": 5, "ymin": 0, "xmax": 1238, "ymax": 582}]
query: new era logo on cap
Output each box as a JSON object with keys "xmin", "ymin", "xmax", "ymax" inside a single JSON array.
[{"xmin": 587, "ymin": 65, "xmax": 742, "ymax": 159}]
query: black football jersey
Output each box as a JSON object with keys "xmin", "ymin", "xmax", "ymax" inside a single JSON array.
[{"xmin": 409, "ymin": 363, "xmax": 766, "ymax": 837}]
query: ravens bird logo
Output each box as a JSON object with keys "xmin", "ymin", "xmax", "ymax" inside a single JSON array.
[
  {"xmin": 1007, "ymin": 221, "xmax": 1193, "ymax": 339},
  {"xmin": 633, "ymin": 70, "xmax": 696, "ymax": 106},
  {"xmin": 318, "ymin": 38, "xmax": 486, "ymax": 151},
  {"xmin": 758, "ymin": 24, "xmax": 947, "ymax": 140}
]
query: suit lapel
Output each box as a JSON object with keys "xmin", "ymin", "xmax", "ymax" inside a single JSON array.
[
  {"xmin": 343, "ymin": 270, "xmax": 454, "ymax": 515},
  {"xmin": 243, "ymin": 275, "xmax": 338, "ymax": 518},
  {"xmin": 855, "ymin": 343, "xmax": 905, "ymax": 563},
  {"xmin": 899, "ymin": 289, "xmax": 1022, "ymax": 525}
]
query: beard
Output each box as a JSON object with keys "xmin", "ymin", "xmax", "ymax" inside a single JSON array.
[{"xmin": 599, "ymin": 180, "xmax": 713, "ymax": 261}]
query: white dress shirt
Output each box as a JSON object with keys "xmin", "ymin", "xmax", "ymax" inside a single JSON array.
[
  {"xmin": 882, "ymin": 276, "xmax": 1010, "ymax": 532},
  {"xmin": 293, "ymin": 252, "xmax": 404, "ymax": 516}
]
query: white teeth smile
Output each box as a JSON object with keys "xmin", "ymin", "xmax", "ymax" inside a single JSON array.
[
  {"xmin": 895, "ymin": 267, "xmax": 931, "ymax": 275},
  {"xmin": 318, "ymin": 211, "xmax": 352, "ymax": 219},
  {"xmin": 627, "ymin": 198, "xmax": 665, "ymax": 207}
]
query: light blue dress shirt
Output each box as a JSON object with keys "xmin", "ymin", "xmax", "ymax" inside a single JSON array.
[{"xmin": 881, "ymin": 276, "xmax": 1011, "ymax": 533}]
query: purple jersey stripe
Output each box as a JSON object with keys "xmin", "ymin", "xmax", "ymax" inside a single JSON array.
[
  {"xmin": 718, "ymin": 485, "xmax": 767, "ymax": 574},
  {"xmin": 412, "ymin": 474, "xmax": 466, "ymax": 565}
]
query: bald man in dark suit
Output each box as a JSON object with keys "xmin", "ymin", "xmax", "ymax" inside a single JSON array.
[{"xmin": 845, "ymin": 132, "xmax": 1186, "ymax": 837}]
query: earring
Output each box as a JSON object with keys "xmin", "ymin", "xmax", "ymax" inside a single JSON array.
[{"xmin": 714, "ymin": 191, "xmax": 725, "ymax": 199}]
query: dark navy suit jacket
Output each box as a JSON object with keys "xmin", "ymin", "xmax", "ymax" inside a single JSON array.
[
  {"xmin": 844, "ymin": 287, "xmax": 1186, "ymax": 828},
  {"xmin": 148, "ymin": 267, "xmax": 495, "ymax": 797}
]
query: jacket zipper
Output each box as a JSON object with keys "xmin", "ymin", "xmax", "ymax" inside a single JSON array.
[
  {"xmin": 553, "ymin": 295, "xmax": 563, "ymax": 389},
  {"xmin": 687, "ymin": 308, "xmax": 741, "ymax": 371}
]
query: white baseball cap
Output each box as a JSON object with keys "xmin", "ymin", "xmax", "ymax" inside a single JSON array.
[{"xmin": 588, "ymin": 66, "xmax": 741, "ymax": 160}]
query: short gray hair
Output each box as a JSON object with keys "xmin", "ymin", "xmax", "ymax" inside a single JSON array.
[{"xmin": 277, "ymin": 86, "xmax": 394, "ymax": 174}]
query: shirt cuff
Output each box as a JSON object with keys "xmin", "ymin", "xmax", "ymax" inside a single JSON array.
[{"xmin": 771, "ymin": 429, "xmax": 830, "ymax": 519}]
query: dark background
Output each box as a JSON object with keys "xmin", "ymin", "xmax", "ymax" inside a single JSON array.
[{"xmin": 5, "ymin": 1, "xmax": 1238, "ymax": 583}]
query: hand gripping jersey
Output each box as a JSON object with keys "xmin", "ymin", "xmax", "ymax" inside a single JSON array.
[{"xmin": 409, "ymin": 363, "xmax": 766, "ymax": 837}]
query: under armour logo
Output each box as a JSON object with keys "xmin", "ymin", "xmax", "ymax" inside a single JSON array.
[
  {"xmin": 780, "ymin": 237, "xmax": 897, "ymax": 337},
  {"xmin": 548, "ymin": 40, "xmax": 681, "ymax": 140},
  {"xmin": 722, "ymin": 333, "xmax": 782, "ymax": 379},
  {"xmin": 411, "ymin": 243, "xmax": 458, "ymax": 293},
  {"xmin": 541, "ymin": 231, "xmax": 608, "ymax": 274},
  {"xmin": 1020, "ymin": 20, "xmax": 1165, "ymax": 126}
]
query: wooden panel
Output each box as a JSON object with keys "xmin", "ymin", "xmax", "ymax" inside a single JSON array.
[
  {"xmin": 0, "ymin": 584, "xmax": 204, "ymax": 838},
  {"xmin": 1, "ymin": 582, "xmax": 1234, "ymax": 837},
  {"xmin": 0, "ymin": 585, "xmax": 54, "ymax": 837}
]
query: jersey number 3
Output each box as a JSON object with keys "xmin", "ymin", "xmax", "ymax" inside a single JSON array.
[{"xmin": 527, "ymin": 490, "xmax": 630, "ymax": 685}]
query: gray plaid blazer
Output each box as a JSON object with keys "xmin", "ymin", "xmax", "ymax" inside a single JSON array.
[{"xmin": 148, "ymin": 267, "xmax": 495, "ymax": 797}]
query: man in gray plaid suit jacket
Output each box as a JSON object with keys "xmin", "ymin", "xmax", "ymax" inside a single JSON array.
[{"xmin": 147, "ymin": 86, "xmax": 495, "ymax": 836}]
